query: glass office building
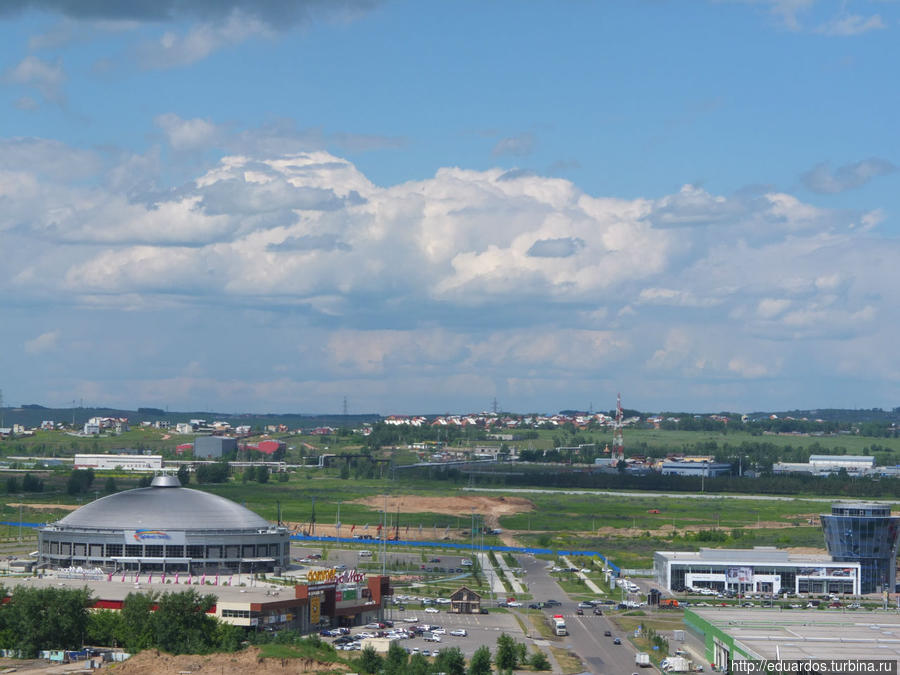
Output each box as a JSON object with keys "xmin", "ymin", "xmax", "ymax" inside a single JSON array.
[{"xmin": 820, "ymin": 502, "xmax": 900, "ymax": 594}]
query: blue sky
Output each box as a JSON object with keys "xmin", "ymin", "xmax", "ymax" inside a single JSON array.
[{"xmin": 1, "ymin": 0, "xmax": 898, "ymax": 415}]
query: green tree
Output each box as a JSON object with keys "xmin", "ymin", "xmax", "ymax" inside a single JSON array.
[
  {"xmin": 515, "ymin": 641, "xmax": 527, "ymax": 665},
  {"xmin": 152, "ymin": 589, "xmax": 219, "ymax": 654},
  {"xmin": 529, "ymin": 650, "xmax": 551, "ymax": 671},
  {"xmin": 177, "ymin": 464, "xmax": 190, "ymax": 485},
  {"xmin": 339, "ymin": 462, "xmax": 350, "ymax": 480},
  {"xmin": 195, "ymin": 462, "xmax": 229, "ymax": 484},
  {"xmin": 357, "ymin": 644, "xmax": 382, "ymax": 674},
  {"xmin": 5, "ymin": 476, "xmax": 17, "ymax": 493},
  {"xmin": 66, "ymin": 468, "xmax": 95, "ymax": 495},
  {"xmin": 7, "ymin": 586, "xmax": 94, "ymax": 657},
  {"xmin": 384, "ymin": 639, "xmax": 408, "ymax": 674},
  {"xmin": 86, "ymin": 609, "xmax": 123, "ymax": 647},
  {"xmin": 22, "ymin": 473, "xmax": 43, "ymax": 492},
  {"xmin": 434, "ymin": 645, "xmax": 466, "ymax": 675},
  {"xmin": 468, "ymin": 645, "xmax": 492, "ymax": 675},
  {"xmin": 120, "ymin": 591, "xmax": 156, "ymax": 652},
  {"xmin": 214, "ymin": 621, "xmax": 243, "ymax": 652},
  {"xmin": 104, "ymin": 476, "xmax": 117, "ymax": 493},
  {"xmin": 256, "ymin": 465, "xmax": 269, "ymax": 484},
  {"xmin": 407, "ymin": 653, "xmax": 430, "ymax": 675},
  {"xmin": 495, "ymin": 632, "xmax": 518, "ymax": 671}
]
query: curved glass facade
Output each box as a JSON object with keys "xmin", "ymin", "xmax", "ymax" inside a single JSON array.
[{"xmin": 821, "ymin": 502, "xmax": 900, "ymax": 594}]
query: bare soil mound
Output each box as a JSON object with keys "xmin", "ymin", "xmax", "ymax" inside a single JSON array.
[
  {"xmin": 109, "ymin": 648, "xmax": 350, "ymax": 674},
  {"xmin": 352, "ymin": 494, "xmax": 534, "ymax": 529},
  {"xmin": 8, "ymin": 502, "xmax": 79, "ymax": 511}
]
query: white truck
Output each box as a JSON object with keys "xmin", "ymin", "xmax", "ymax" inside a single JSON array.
[
  {"xmin": 552, "ymin": 615, "xmax": 567, "ymax": 636},
  {"xmin": 661, "ymin": 656, "xmax": 692, "ymax": 672},
  {"xmin": 635, "ymin": 653, "xmax": 651, "ymax": 667}
]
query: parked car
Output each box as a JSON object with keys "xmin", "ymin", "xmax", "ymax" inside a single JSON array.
[
  {"xmin": 450, "ymin": 629, "xmax": 467, "ymax": 637},
  {"xmin": 424, "ymin": 607, "xmax": 439, "ymax": 614}
]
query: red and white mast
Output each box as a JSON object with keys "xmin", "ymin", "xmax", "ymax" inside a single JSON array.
[{"xmin": 612, "ymin": 393, "xmax": 624, "ymax": 462}]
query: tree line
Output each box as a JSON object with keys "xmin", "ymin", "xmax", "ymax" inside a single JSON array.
[
  {"xmin": 414, "ymin": 463, "xmax": 900, "ymax": 498},
  {"xmin": 0, "ymin": 586, "xmax": 241, "ymax": 657}
]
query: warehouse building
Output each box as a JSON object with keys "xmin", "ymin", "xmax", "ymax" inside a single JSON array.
[
  {"xmin": 193, "ymin": 436, "xmax": 237, "ymax": 459},
  {"xmin": 73, "ymin": 454, "xmax": 163, "ymax": 472},
  {"xmin": 38, "ymin": 475, "xmax": 288, "ymax": 574},
  {"xmin": 685, "ymin": 607, "xmax": 900, "ymax": 669}
]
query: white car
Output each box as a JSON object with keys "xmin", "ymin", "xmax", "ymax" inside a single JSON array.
[
  {"xmin": 403, "ymin": 617, "xmax": 418, "ymax": 623},
  {"xmin": 450, "ymin": 629, "xmax": 467, "ymax": 637},
  {"xmin": 507, "ymin": 601, "xmax": 522, "ymax": 607},
  {"xmin": 432, "ymin": 628, "xmax": 446, "ymax": 635},
  {"xmin": 424, "ymin": 607, "xmax": 439, "ymax": 613}
]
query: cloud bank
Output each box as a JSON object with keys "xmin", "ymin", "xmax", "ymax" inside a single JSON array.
[{"xmin": 3, "ymin": 134, "xmax": 899, "ymax": 413}]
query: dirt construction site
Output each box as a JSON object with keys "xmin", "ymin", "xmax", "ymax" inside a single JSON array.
[{"xmin": 285, "ymin": 494, "xmax": 534, "ymax": 542}]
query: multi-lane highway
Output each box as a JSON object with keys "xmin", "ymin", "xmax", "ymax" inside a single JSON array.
[{"xmin": 518, "ymin": 554, "xmax": 651, "ymax": 675}]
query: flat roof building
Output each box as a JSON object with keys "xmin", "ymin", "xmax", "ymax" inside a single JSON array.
[
  {"xmin": 194, "ymin": 436, "xmax": 237, "ymax": 459},
  {"xmin": 654, "ymin": 547, "xmax": 861, "ymax": 596},
  {"xmin": 73, "ymin": 454, "xmax": 163, "ymax": 472},
  {"xmin": 660, "ymin": 461, "xmax": 732, "ymax": 477},
  {"xmin": 685, "ymin": 607, "xmax": 900, "ymax": 670}
]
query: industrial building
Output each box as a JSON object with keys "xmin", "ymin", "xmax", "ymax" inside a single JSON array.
[
  {"xmin": 773, "ymin": 454, "xmax": 877, "ymax": 476},
  {"xmin": 660, "ymin": 460, "xmax": 732, "ymax": 477},
  {"xmin": 73, "ymin": 454, "xmax": 163, "ymax": 472},
  {"xmin": 38, "ymin": 475, "xmax": 288, "ymax": 574},
  {"xmin": 685, "ymin": 607, "xmax": 900, "ymax": 669},
  {"xmin": 821, "ymin": 501, "xmax": 900, "ymax": 593},
  {"xmin": 654, "ymin": 547, "xmax": 861, "ymax": 595},
  {"xmin": 193, "ymin": 436, "xmax": 237, "ymax": 459}
]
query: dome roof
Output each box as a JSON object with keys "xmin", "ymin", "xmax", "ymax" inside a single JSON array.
[{"xmin": 55, "ymin": 477, "xmax": 270, "ymax": 531}]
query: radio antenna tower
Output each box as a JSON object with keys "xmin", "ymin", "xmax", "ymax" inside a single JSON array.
[{"xmin": 613, "ymin": 393, "xmax": 624, "ymax": 462}]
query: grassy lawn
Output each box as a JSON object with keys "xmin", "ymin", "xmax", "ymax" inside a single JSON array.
[{"xmin": 549, "ymin": 646, "xmax": 586, "ymax": 675}]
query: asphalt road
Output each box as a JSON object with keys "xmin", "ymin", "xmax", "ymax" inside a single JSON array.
[{"xmin": 518, "ymin": 553, "xmax": 651, "ymax": 675}]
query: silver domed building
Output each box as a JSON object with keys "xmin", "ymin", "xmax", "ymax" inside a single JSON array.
[{"xmin": 38, "ymin": 475, "xmax": 289, "ymax": 574}]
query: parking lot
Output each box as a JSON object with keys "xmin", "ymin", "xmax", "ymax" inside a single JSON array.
[{"xmin": 323, "ymin": 608, "xmax": 526, "ymax": 658}]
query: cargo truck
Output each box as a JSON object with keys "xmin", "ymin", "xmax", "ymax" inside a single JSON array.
[
  {"xmin": 635, "ymin": 653, "xmax": 651, "ymax": 667},
  {"xmin": 661, "ymin": 656, "xmax": 692, "ymax": 672},
  {"xmin": 552, "ymin": 615, "xmax": 567, "ymax": 636}
]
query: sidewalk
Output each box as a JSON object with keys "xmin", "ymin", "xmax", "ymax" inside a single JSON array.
[
  {"xmin": 495, "ymin": 551, "xmax": 525, "ymax": 594},
  {"xmin": 477, "ymin": 551, "xmax": 506, "ymax": 594},
  {"xmin": 561, "ymin": 556, "xmax": 605, "ymax": 596}
]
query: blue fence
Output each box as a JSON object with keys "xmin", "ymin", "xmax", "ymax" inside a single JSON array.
[
  {"xmin": 0, "ymin": 520, "xmax": 44, "ymax": 528},
  {"xmin": 289, "ymin": 534, "xmax": 620, "ymax": 573}
]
